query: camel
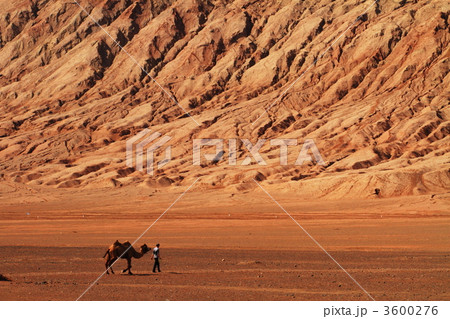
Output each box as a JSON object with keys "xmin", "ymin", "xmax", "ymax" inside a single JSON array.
[{"xmin": 103, "ymin": 240, "xmax": 150, "ymax": 275}]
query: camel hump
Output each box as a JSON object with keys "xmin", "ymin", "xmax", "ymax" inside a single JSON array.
[
  {"xmin": 123, "ymin": 241, "xmax": 131, "ymax": 245},
  {"xmin": 114, "ymin": 240, "xmax": 121, "ymax": 245}
]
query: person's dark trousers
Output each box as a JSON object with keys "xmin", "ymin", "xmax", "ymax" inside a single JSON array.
[{"xmin": 153, "ymin": 258, "xmax": 161, "ymax": 272}]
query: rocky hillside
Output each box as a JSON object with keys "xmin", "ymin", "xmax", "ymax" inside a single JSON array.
[{"xmin": 0, "ymin": 0, "xmax": 449, "ymax": 199}]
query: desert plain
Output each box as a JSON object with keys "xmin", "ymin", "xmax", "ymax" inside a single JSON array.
[{"xmin": 0, "ymin": 184, "xmax": 449, "ymax": 300}]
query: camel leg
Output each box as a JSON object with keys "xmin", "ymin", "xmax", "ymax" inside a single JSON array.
[
  {"xmin": 127, "ymin": 258, "xmax": 133, "ymax": 275},
  {"xmin": 121, "ymin": 258, "xmax": 130, "ymax": 274},
  {"xmin": 105, "ymin": 260, "xmax": 109, "ymax": 275},
  {"xmin": 104, "ymin": 251, "xmax": 110, "ymax": 275},
  {"xmin": 109, "ymin": 258, "xmax": 116, "ymax": 274}
]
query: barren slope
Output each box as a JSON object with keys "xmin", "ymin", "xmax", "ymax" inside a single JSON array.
[{"xmin": 0, "ymin": 0, "xmax": 449, "ymax": 198}]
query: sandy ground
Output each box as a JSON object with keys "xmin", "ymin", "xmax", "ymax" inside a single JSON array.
[{"xmin": 0, "ymin": 187, "xmax": 449, "ymax": 300}]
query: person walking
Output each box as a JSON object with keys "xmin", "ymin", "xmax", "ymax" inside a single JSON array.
[{"xmin": 151, "ymin": 243, "xmax": 161, "ymax": 273}]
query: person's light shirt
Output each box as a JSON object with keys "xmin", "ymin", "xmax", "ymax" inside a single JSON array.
[{"xmin": 153, "ymin": 247, "xmax": 159, "ymax": 259}]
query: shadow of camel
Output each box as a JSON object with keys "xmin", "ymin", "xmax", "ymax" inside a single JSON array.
[{"xmin": 130, "ymin": 272, "xmax": 183, "ymax": 276}]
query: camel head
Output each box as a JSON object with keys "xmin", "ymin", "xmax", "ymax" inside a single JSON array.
[{"xmin": 140, "ymin": 244, "xmax": 150, "ymax": 254}]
